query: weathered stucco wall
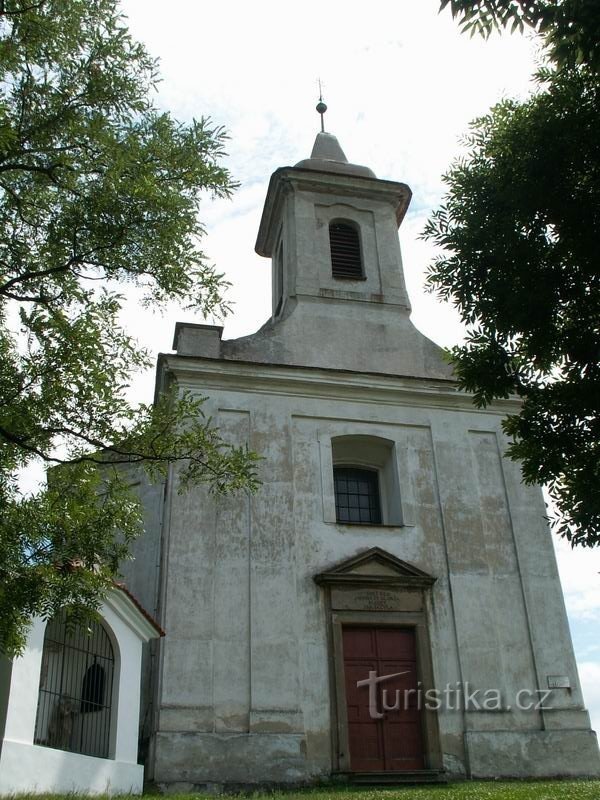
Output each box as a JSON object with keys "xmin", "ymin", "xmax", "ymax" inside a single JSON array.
[{"xmin": 143, "ymin": 359, "xmax": 599, "ymax": 788}]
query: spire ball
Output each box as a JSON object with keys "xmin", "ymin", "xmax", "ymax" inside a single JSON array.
[{"xmin": 316, "ymin": 94, "xmax": 327, "ymax": 133}]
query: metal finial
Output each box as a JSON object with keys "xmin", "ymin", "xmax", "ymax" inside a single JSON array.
[{"xmin": 316, "ymin": 78, "xmax": 327, "ymax": 133}]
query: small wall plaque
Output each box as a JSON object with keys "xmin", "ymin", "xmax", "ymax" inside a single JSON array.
[{"xmin": 547, "ymin": 675, "xmax": 570, "ymax": 689}]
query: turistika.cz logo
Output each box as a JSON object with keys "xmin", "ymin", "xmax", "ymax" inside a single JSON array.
[{"xmin": 356, "ymin": 670, "xmax": 554, "ymax": 719}]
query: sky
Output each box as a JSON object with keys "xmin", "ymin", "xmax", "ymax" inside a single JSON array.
[{"xmin": 118, "ymin": 0, "xmax": 599, "ymax": 734}]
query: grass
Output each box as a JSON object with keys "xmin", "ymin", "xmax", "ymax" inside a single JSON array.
[
  {"xmin": 6, "ymin": 780, "xmax": 600, "ymax": 800},
  {"xmin": 256, "ymin": 782, "xmax": 600, "ymax": 800}
]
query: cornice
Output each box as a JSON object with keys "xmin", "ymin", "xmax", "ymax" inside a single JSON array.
[
  {"xmin": 314, "ymin": 573, "xmax": 436, "ymax": 589},
  {"xmin": 158, "ymin": 353, "xmax": 521, "ymax": 416}
]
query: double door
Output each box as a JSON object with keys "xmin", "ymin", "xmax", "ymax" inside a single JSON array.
[{"xmin": 342, "ymin": 626, "xmax": 424, "ymax": 772}]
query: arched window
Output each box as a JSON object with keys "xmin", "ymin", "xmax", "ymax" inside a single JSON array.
[
  {"xmin": 329, "ymin": 220, "xmax": 364, "ymax": 279},
  {"xmin": 34, "ymin": 611, "xmax": 115, "ymax": 759},
  {"xmin": 331, "ymin": 435, "xmax": 403, "ymax": 526}
]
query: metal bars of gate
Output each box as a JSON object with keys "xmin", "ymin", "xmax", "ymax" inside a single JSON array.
[{"xmin": 34, "ymin": 611, "xmax": 115, "ymax": 759}]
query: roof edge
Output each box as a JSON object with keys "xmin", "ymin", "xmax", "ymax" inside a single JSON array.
[{"xmin": 107, "ymin": 582, "xmax": 165, "ymax": 640}]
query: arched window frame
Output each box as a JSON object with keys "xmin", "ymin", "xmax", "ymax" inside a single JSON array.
[
  {"xmin": 322, "ymin": 434, "xmax": 404, "ymax": 527},
  {"xmin": 329, "ymin": 218, "xmax": 365, "ymax": 280}
]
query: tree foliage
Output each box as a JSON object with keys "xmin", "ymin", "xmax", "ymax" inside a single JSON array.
[
  {"xmin": 0, "ymin": 0, "xmax": 259, "ymax": 655},
  {"xmin": 440, "ymin": 0, "xmax": 600, "ymax": 71},
  {"xmin": 429, "ymin": 2, "xmax": 599, "ymax": 546}
]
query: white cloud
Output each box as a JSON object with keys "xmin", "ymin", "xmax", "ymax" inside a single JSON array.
[
  {"xmin": 119, "ymin": 0, "xmax": 538, "ymax": 360},
  {"xmin": 579, "ymin": 662, "xmax": 600, "ymax": 735},
  {"xmin": 554, "ymin": 536, "xmax": 600, "ymax": 622}
]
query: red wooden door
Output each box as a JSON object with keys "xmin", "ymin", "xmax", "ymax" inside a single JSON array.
[{"xmin": 342, "ymin": 626, "xmax": 424, "ymax": 772}]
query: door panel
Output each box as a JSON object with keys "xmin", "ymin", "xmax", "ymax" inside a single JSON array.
[
  {"xmin": 343, "ymin": 658, "xmax": 384, "ymax": 771},
  {"xmin": 342, "ymin": 626, "xmax": 425, "ymax": 772},
  {"xmin": 343, "ymin": 627, "xmax": 377, "ymax": 658}
]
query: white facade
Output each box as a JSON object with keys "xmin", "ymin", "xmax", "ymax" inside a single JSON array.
[
  {"xmin": 0, "ymin": 587, "xmax": 161, "ymax": 795},
  {"xmin": 122, "ymin": 132, "xmax": 600, "ymax": 788}
]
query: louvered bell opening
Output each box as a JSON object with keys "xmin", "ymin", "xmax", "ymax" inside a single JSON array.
[{"xmin": 329, "ymin": 222, "xmax": 364, "ymax": 279}]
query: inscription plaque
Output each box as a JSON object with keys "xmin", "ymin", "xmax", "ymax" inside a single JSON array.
[
  {"xmin": 547, "ymin": 675, "xmax": 571, "ymax": 689},
  {"xmin": 330, "ymin": 586, "xmax": 423, "ymax": 612}
]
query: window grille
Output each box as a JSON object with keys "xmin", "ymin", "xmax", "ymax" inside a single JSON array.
[
  {"xmin": 329, "ymin": 221, "xmax": 363, "ymax": 279},
  {"xmin": 334, "ymin": 466, "xmax": 382, "ymax": 524},
  {"xmin": 34, "ymin": 611, "xmax": 115, "ymax": 759}
]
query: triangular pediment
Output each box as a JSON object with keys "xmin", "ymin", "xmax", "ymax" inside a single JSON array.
[{"xmin": 314, "ymin": 547, "xmax": 436, "ymax": 588}]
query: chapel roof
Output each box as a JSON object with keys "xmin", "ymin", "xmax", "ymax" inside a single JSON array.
[{"xmin": 112, "ymin": 580, "xmax": 165, "ymax": 636}]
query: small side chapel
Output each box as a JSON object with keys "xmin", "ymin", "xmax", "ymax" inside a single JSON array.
[
  {"xmin": 0, "ymin": 585, "xmax": 163, "ymax": 795},
  {"xmin": 124, "ymin": 117, "xmax": 600, "ymax": 788}
]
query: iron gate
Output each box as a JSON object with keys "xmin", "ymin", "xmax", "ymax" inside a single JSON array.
[{"xmin": 34, "ymin": 611, "xmax": 115, "ymax": 759}]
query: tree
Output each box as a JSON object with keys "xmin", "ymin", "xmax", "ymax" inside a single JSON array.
[
  {"xmin": 426, "ymin": 2, "xmax": 599, "ymax": 546},
  {"xmin": 440, "ymin": 0, "xmax": 600, "ymax": 70},
  {"xmin": 0, "ymin": 0, "xmax": 259, "ymax": 656}
]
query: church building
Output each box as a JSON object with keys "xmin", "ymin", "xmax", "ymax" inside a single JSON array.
[{"xmin": 123, "ymin": 119, "xmax": 600, "ymax": 789}]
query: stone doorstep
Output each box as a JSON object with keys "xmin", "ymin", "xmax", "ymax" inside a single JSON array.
[{"xmin": 342, "ymin": 770, "xmax": 448, "ymax": 785}]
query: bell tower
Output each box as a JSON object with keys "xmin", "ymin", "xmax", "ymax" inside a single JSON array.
[
  {"xmin": 256, "ymin": 128, "xmax": 413, "ymax": 320},
  {"xmin": 175, "ymin": 101, "xmax": 452, "ymax": 380}
]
